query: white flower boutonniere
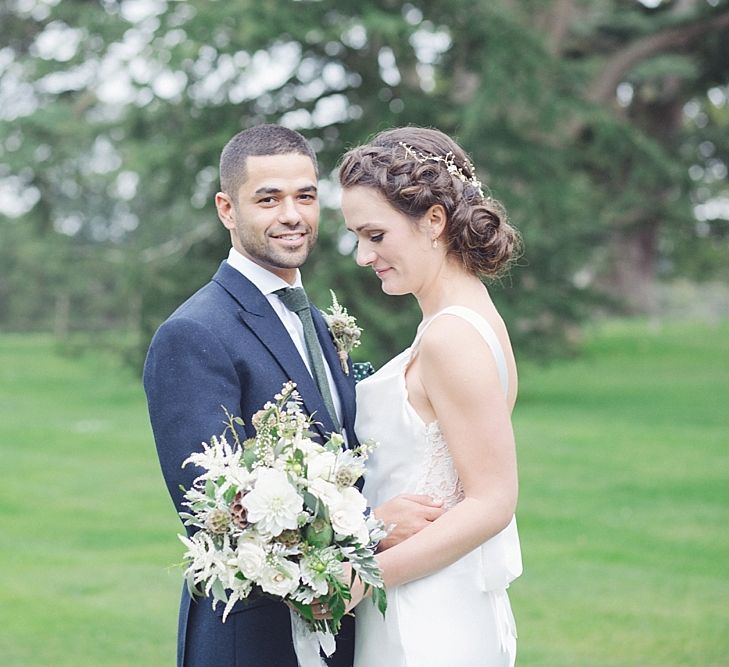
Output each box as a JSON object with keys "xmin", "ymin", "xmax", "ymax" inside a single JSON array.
[{"xmin": 322, "ymin": 290, "xmax": 361, "ymax": 375}]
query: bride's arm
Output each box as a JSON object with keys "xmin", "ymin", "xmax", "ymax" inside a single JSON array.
[{"xmin": 375, "ymin": 315, "xmax": 518, "ymax": 589}]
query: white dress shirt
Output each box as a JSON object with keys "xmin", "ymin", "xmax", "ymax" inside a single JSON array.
[{"xmin": 225, "ymin": 247, "xmax": 343, "ymax": 424}]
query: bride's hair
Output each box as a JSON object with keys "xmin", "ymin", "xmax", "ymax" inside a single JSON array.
[{"xmin": 338, "ymin": 126, "xmax": 520, "ymax": 278}]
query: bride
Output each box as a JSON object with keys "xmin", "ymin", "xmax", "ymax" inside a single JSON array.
[{"xmin": 331, "ymin": 127, "xmax": 522, "ymax": 666}]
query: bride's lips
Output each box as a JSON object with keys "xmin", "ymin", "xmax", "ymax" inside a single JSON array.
[{"xmin": 374, "ymin": 267, "xmax": 391, "ymax": 278}]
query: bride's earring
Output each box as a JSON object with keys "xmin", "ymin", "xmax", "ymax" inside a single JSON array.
[{"xmin": 432, "ymin": 236, "xmax": 439, "ymax": 249}]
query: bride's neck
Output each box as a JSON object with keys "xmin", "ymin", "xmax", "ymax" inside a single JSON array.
[{"xmin": 415, "ymin": 264, "xmax": 487, "ymax": 318}]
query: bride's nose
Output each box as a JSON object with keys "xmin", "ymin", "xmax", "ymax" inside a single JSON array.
[{"xmin": 356, "ymin": 243, "xmax": 375, "ymax": 267}]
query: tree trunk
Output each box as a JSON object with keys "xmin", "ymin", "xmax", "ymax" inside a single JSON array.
[
  {"xmin": 54, "ymin": 290, "xmax": 70, "ymax": 338},
  {"xmin": 603, "ymin": 220, "xmax": 661, "ymax": 314}
]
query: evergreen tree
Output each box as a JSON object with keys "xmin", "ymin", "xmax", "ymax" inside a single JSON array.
[{"xmin": 1, "ymin": 0, "xmax": 727, "ymax": 365}]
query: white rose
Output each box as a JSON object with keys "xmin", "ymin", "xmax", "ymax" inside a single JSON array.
[
  {"xmin": 235, "ymin": 542, "xmax": 267, "ymax": 580},
  {"xmin": 329, "ymin": 487, "xmax": 368, "ymax": 539},
  {"xmin": 242, "ymin": 468, "xmax": 303, "ymax": 536},
  {"xmin": 307, "ymin": 451, "xmax": 337, "ymax": 481},
  {"xmin": 258, "ymin": 558, "xmax": 300, "ymax": 597},
  {"xmin": 295, "ymin": 435, "xmax": 324, "ymax": 457},
  {"xmin": 308, "ymin": 478, "xmax": 341, "ymax": 509}
]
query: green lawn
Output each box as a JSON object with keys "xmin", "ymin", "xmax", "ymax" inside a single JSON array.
[
  {"xmin": 1, "ymin": 321, "xmax": 727, "ymax": 666},
  {"xmin": 510, "ymin": 320, "xmax": 729, "ymax": 667}
]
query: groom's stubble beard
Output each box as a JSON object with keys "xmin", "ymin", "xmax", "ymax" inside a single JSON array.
[{"xmin": 232, "ymin": 206, "xmax": 319, "ymax": 272}]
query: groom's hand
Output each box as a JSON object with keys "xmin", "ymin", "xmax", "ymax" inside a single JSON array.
[{"xmin": 373, "ymin": 494, "xmax": 445, "ymax": 551}]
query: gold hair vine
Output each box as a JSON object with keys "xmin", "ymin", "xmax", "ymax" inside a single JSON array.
[{"xmin": 398, "ymin": 141, "xmax": 485, "ymax": 198}]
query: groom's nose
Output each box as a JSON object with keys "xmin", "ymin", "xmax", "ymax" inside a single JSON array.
[{"xmin": 277, "ymin": 197, "xmax": 302, "ymax": 224}]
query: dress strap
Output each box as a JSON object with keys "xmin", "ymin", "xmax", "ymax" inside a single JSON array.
[{"xmin": 413, "ymin": 306, "xmax": 509, "ymax": 395}]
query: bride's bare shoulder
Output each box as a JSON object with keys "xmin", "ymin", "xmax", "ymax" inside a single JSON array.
[{"xmin": 417, "ymin": 306, "xmax": 518, "ymax": 406}]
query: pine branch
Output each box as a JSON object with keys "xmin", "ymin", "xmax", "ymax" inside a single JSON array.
[
  {"xmin": 140, "ymin": 220, "xmax": 219, "ymax": 263},
  {"xmin": 587, "ymin": 9, "xmax": 729, "ymax": 104},
  {"xmin": 544, "ymin": 0, "xmax": 577, "ymax": 56}
]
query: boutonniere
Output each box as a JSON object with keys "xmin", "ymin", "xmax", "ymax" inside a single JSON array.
[{"xmin": 322, "ymin": 290, "xmax": 362, "ymax": 375}]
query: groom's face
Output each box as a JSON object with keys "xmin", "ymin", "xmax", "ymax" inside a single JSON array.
[{"xmin": 216, "ymin": 153, "xmax": 319, "ymax": 283}]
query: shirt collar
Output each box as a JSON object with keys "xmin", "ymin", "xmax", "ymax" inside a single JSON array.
[{"xmin": 226, "ymin": 247, "xmax": 302, "ymax": 295}]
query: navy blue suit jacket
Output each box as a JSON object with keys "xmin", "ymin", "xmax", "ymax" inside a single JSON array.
[{"xmin": 144, "ymin": 261, "xmax": 357, "ymax": 667}]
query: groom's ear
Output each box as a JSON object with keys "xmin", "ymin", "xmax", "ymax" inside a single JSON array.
[{"xmin": 215, "ymin": 191, "xmax": 236, "ymax": 230}]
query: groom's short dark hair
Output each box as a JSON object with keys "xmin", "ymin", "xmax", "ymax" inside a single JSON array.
[{"xmin": 220, "ymin": 124, "xmax": 319, "ymax": 201}]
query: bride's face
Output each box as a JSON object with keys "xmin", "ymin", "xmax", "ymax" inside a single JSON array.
[{"xmin": 341, "ymin": 186, "xmax": 434, "ymax": 296}]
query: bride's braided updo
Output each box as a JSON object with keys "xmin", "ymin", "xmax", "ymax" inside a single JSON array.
[{"xmin": 338, "ymin": 127, "xmax": 519, "ymax": 278}]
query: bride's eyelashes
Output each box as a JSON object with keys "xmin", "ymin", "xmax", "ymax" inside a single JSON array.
[
  {"xmin": 351, "ymin": 233, "xmax": 384, "ymax": 247},
  {"xmin": 353, "ymin": 232, "xmax": 385, "ymax": 250}
]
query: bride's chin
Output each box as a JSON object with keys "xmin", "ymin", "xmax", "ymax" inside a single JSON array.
[{"xmin": 381, "ymin": 283, "xmax": 409, "ymax": 296}]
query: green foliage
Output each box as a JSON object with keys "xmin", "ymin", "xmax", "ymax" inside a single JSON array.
[{"xmin": 1, "ymin": 0, "xmax": 727, "ymax": 363}]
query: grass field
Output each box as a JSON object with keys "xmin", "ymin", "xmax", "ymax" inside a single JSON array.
[{"xmin": 1, "ymin": 320, "xmax": 727, "ymax": 666}]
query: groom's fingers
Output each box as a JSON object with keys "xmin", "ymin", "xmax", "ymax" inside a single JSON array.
[
  {"xmin": 398, "ymin": 494, "xmax": 446, "ymax": 521},
  {"xmin": 399, "ymin": 494, "xmax": 444, "ymax": 508},
  {"xmin": 373, "ymin": 494, "xmax": 447, "ymax": 550},
  {"xmin": 311, "ymin": 601, "xmax": 332, "ymax": 619}
]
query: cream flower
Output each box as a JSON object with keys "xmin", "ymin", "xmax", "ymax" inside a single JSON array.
[
  {"xmin": 242, "ymin": 468, "xmax": 303, "ymax": 536},
  {"xmin": 234, "ymin": 542, "xmax": 267, "ymax": 580},
  {"xmin": 329, "ymin": 487, "xmax": 369, "ymax": 542},
  {"xmin": 258, "ymin": 558, "xmax": 300, "ymax": 597},
  {"xmin": 307, "ymin": 478, "xmax": 342, "ymax": 509},
  {"xmin": 307, "ymin": 450, "xmax": 337, "ymax": 481}
]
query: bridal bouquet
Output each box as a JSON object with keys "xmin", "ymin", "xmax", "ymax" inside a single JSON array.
[{"xmin": 177, "ymin": 381, "xmax": 387, "ymax": 649}]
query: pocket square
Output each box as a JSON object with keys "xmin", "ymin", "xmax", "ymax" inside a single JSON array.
[{"xmin": 352, "ymin": 361, "xmax": 375, "ymax": 384}]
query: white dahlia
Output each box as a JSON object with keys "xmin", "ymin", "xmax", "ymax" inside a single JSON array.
[{"xmin": 242, "ymin": 468, "xmax": 303, "ymax": 536}]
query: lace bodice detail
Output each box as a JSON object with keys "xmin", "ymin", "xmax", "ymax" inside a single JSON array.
[{"xmin": 413, "ymin": 422, "xmax": 465, "ymax": 509}]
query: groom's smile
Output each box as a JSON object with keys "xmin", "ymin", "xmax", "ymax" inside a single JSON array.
[{"xmin": 271, "ymin": 230, "xmax": 308, "ymax": 245}]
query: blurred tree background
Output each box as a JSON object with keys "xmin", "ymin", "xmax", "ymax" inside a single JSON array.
[{"xmin": 1, "ymin": 0, "xmax": 727, "ymax": 368}]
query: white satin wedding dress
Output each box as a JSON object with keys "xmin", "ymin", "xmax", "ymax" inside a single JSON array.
[{"xmin": 353, "ymin": 306, "xmax": 522, "ymax": 667}]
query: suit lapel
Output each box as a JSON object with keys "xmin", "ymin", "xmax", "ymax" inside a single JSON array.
[{"xmin": 212, "ymin": 262, "xmax": 337, "ymax": 440}]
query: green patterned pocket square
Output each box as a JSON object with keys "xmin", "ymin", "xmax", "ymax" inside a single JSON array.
[{"xmin": 352, "ymin": 361, "xmax": 375, "ymax": 384}]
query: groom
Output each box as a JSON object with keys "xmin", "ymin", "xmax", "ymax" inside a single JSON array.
[{"xmin": 144, "ymin": 124, "xmax": 444, "ymax": 667}]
